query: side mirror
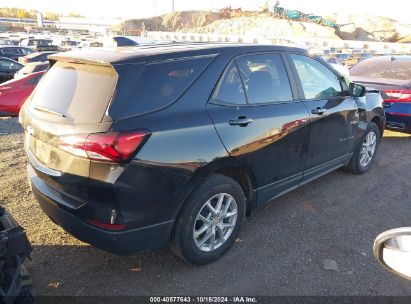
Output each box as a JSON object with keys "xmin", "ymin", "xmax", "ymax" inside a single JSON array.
[
  {"xmin": 349, "ymin": 82, "xmax": 367, "ymax": 98},
  {"xmin": 373, "ymin": 227, "xmax": 411, "ymax": 280}
]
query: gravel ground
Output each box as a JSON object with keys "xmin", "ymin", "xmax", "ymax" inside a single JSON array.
[{"xmin": 1, "ymin": 116, "xmax": 411, "ymax": 296}]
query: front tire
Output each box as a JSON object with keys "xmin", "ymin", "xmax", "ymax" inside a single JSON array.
[
  {"xmin": 170, "ymin": 174, "xmax": 246, "ymax": 265},
  {"xmin": 345, "ymin": 122, "xmax": 380, "ymax": 174}
]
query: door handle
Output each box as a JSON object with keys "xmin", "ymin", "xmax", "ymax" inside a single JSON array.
[
  {"xmin": 229, "ymin": 116, "xmax": 253, "ymax": 127},
  {"xmin": 311, "ymin": 107, "xmax": 326, "ymax": 115}
]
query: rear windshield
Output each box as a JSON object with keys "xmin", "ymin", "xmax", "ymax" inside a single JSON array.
[
  {"xmin": 118, "ymin": 56, "xmax": 213, "ymax": 118},
  {"xmin": 29, "ymin": 61, "xmax": 118, "ymax": 123},
  {"xmin": 350, "ymin": 58, "xmax": 411, "ymax": 80}
]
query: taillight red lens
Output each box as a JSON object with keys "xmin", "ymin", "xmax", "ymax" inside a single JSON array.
[
  {"xmin": 58, "ymin": 131, "xmax": 149, "ymax": 163},
  {"xmin": 87, "ymin": 219, "xmax": 126, "ymax": 231},
  {"xmin": 384, "ymin": 90, "xmax": 411, "ymax": 103}
]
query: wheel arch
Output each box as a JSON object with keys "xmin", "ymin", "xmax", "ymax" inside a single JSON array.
[{"xmin": 190, "ymin": 161, "xmax": 257, "ymax": 215}]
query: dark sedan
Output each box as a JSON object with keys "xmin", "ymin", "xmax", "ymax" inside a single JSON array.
[
  {"xmin": 0, "ymin": 46, "xmax": 34, "ymax": 61},
  {"xmin": 0, "ymin": 57, "xmax": 23, "ymax": 83},
  {"xmin": 350, "ymin": 56, "xmax": 411, "ymax": 133}
]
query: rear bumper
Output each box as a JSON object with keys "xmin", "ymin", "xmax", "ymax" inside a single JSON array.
[
  {"xmin": 28, "ymin": 165, "xmax": 174, "ymax": 255},
  {"xmin": 385, "ymin": 112, "xmax": 411, "ymax": 133}
]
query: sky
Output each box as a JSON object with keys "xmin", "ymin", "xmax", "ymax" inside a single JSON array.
[{"xmin": 1, "ymin": 0, "xmax": 409, "ymax": 23}]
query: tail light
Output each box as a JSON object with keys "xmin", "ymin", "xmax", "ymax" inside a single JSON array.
[
  {"xmin": 58, "ymin": 131, "xmax": 149, "ymax": 163},
  {"xmin": 86, "ymin": 219, "xmax": 126, "ymax": 231},
  {"xmin": 383, "ymin": 90, "xmax": 411, "ymax": 103}
]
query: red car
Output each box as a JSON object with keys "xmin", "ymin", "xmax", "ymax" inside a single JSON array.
[{"xmin": 0, "ymin": 71, "xmax": 44, "ymax": 117}]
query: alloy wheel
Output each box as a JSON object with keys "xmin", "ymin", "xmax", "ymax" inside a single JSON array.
[
  {"xmin": 359, "ymin": 131, "xmax": 377, "ymax": 167},
  {"xmin": 193, "ymin": 193, "xmax": 238, "ymax": 252}
]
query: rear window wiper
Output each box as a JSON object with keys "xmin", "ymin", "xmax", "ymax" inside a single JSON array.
[{"xmin": 33, "ymin": 105, "xmax": 66, "ymax": 118}]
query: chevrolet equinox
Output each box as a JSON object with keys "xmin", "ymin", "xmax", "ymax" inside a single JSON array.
[{"xmin": 20, "ymin": 44, "xmax": 385, "ymax": 264}]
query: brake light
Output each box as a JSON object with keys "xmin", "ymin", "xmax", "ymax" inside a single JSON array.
[
  {"xmin": 58, "ymin": 131, "xmax": 149, "ymax": 163},
  {"xmin": 384, "ymin": 90, "xmax": 411, "ymax": 103}
]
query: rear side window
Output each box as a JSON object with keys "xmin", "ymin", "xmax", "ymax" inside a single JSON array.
[
  {"xmin": 29, "ymin": 61, "xmax": 118, "ymax": 123},
  {"xmin": 119, "ymin": 56, "xmax": 213, "ymax": 117}
]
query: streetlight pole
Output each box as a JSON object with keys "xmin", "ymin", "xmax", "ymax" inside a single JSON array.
[
  {"xmin": 154, "ymin": 0, "xmax": 158, "ymax": 31},
  {"xmin": 172, "ymin": 0, "xmax": 175, "ymax": 13}
]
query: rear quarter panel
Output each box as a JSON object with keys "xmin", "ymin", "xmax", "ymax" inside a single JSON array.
[{"xmin": 109, "ymin": 53, "xmax": 232, "ymax": 226}]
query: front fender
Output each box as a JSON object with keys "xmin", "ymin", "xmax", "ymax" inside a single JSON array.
[{"xmin": 365, "ymin": 90, "xmax": 385, "ymax": 124}]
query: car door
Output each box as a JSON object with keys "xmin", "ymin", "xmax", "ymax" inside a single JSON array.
[
  {"xmin": 287, "ymin": 53, "xmax": 362, "ymax": 182},
  {"xmin": 206, "ymin": 52, "xmax": 311, "ymax": 206}
]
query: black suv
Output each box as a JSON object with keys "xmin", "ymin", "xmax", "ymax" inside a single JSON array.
[{"xmin": 20, "ymin": 44, "xmax": 385, "ymax": 264}]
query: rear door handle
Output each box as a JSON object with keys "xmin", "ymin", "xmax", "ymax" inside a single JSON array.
[
  {"xmin": 229, "ymin": 116, "xmax": 254, "ymax": 127},
  {"xmin": 311, "ymin": 107, "xmax": 326, "ymax": 115}
]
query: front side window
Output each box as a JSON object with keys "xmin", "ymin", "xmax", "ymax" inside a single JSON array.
[
  {"xmin": 236, "ymin": 53, "xmax": 293, "ymax": 104},
  {"xmin": 291, "ymin": 54, "xmax": 342, "ymax": 99}
]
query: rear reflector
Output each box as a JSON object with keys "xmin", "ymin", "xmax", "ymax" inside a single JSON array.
[
  {"xmin": 384, "ymin": 90, "xmax": 411, "ymax": 103},
  {"xmin": 87, "ymin": 219, "xmax": 126, "ymax": 231},
  {"xmin": 58, "ymin": 131, "xmax": 149, "ymax": 163}
]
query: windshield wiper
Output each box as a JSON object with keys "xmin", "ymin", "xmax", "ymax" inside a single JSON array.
[{"xmin": 33, "ymin": 105, "xmax": 66, "ymax": 118}]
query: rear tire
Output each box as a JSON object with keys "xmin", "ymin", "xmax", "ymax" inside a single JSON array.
[
  {"xmin": 345, "ymin": 122, "xmax": 380, "ymax": 174},
  {"xmin": 170, "ymin": 174, "xmax": 246, "ymax": 265}
]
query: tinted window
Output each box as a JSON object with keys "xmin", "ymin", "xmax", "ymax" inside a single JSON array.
[
  {"xmin": 29, "ymin": 61, "xmax": 118, "ymax": 123},
  {"xmin": 120, "ymin": 56, "xmax": 213, "ymax": 117},
  {"xmin": 33, "ymin": 64, "xmax": 48, "ymax": 73},
  {"xmin": 114, "ymin": 37, "xmax": 137, "ymax": 47},
  {"xmin": 20, "ymin": 48, "xmax": 33, "ymax": 55},
  {"xmin": 236, "ymin": 54, "xmax": 293, "ymax": 104},
  {"xmin": 0, "ymin": 59, "xmax": 22, "ymax": 71},
  {"xmin": 1, "ymin": 48, "xmax": 20, "ymax": 55},
  {"xmin": 350, "ymin": 57, "xmax": 411, "ymax": 80},
  {"xmin": 291, "ymin": 54, "xmax": 342, "ymax": 99},
  {"xmin": 212, "ymin": 62, "xmax": 246, "ymax": 105}
]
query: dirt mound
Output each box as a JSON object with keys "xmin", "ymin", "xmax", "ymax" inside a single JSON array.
[
  {"xmin": 162, "ymin": 11, "xmax": 222, "ymax": 31},
  {"xmin": 116, "ymin": 10, "xmax": 411, "ymax": 43},
  {"xmin": 116, "ymin": 11, "xmax": 222, "ymax": 32},
  {"xmin": 335, "ymin": 14, "xmax": 411, "ymax": 42},
  {"xmin": 186, "ymin": 16, "xmax": 339, "ymax": 40}
]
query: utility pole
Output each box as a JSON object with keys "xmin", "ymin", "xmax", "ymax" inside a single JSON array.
[
  {"xmin": 154, "ymin": 0, "xmax": 158, "ymax": 31},
  {"xmin": 172, "ymin": 0, "xmax": 175, "ymax": 13}
]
